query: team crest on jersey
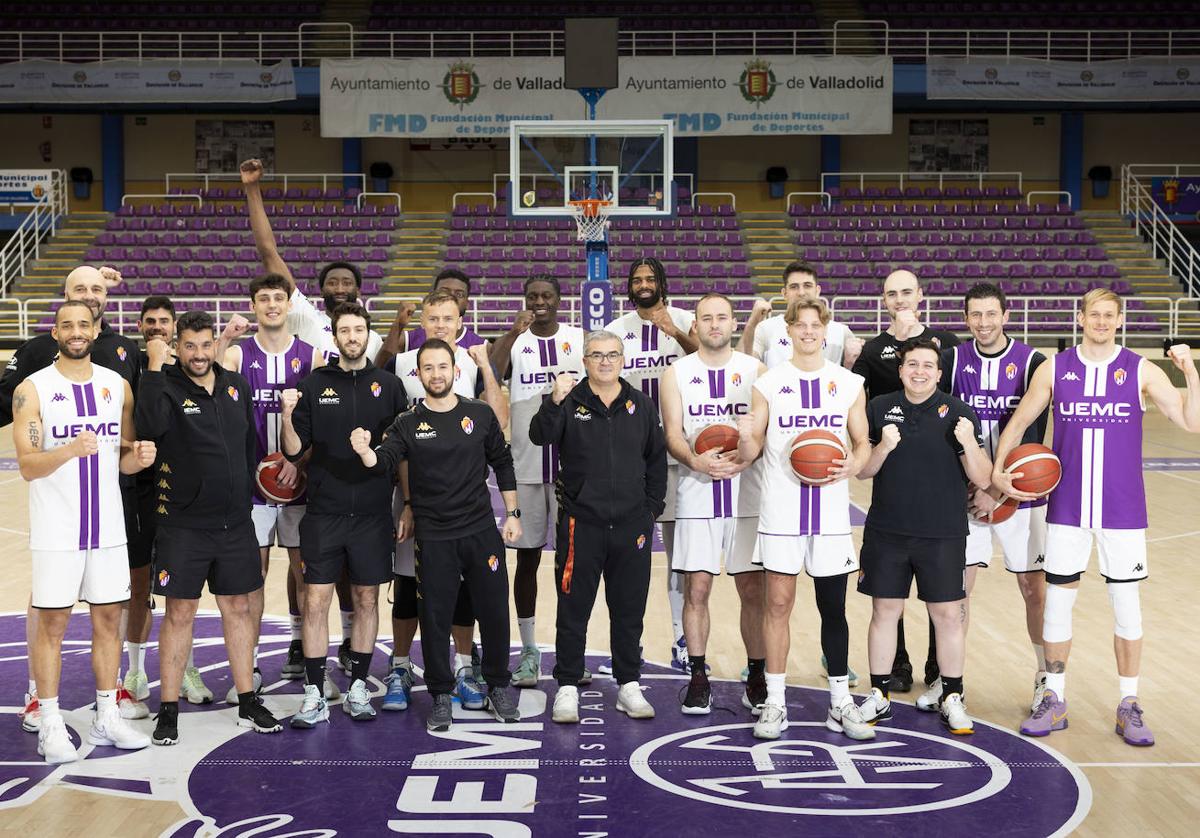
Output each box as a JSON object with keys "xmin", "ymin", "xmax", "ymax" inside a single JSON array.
[
  {"xmin": 117, "ymin": 346, "xmax": 127, "ymax": 361},
  {"xmin": 487, "ymin": 554, "xmax": 499, "ymax": 572},
  {"xmin": 732, "ymin": 373, "xmax": 742, "ymax": 387},
  {"xmin": 461, "ymin": 416, "xmax": 475, "ymax": 435},
  {"xmin": 937, "ymin": 404, "xmax": 949, "ymax": 418},
  {"xmin": 636, "ymin": 534, "xmax": 646, "ymax": 550},
  {"xmin": 100, "ymin": 387, "xmax": 111, "ymax": 403},
  {"xmin": 454, "ymin": 365, "xmax": 462, "ymax": 380},
  {"xmin": 1004, "ymin": 362, "xmax": 1016, "ymax": 380},
  {"xmin": 931, "ymin": 337, "xmax": 942, "ymax": 348},
  {"xmin": 51, "ymin": 392, "xmax": 67, "ymax": 402},
  {"xmin": 291, "ymin": 357, "xmax": 302, "ymax": 375},
  {"xmin": 562, "ymin": 341, "xmax": 572, "ymax": 354},
  {"xmin": 625, "ymin": 399, "xmax": 636, "ymax": 415},
  {"xmin": 226, "ymin": 385, "xmax": 239, "ymax": 401},
  {"xmin": 370, "ymin": 381, "xmax": 382, "ymax": 398},
  {"xmin": 157, "ymin": 569, "xmax": 170, "ymax": 586},
  {"xmin": 1114, "ymin": 368, "xmax": 1127, "ymax": 385},
  {"xmin": 827, "ymin": 379, "xmax": 837, "ymax": 397}
]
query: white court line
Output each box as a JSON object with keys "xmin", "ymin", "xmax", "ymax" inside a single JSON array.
[
  {"xmin": 1078, "ymin": 762, "xmax": 1200, "ymax": 768},
  {"xmin": 1153, "ymin": 470, "xmax": 1200, "ymax": 486},
  {"xmin": 1148, "ymin": 529, "xmax": 1200, "ymax": 544},
  {"xmin": 0, "ymin": 526, "xmax": 28, "ymax": 536}
]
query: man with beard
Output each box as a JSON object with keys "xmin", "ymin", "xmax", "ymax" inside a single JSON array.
[
  {"xmin": 280, "ymin": 303, "xmax": 407, "ymax": 725},
  {"xmin": 604, "ymin": 257, "xmax": 697, "ymax": 676},
  {"xmin": 377, "ymin": 268, "xmax": 487, "ymax": 371},
  {"xmin": 13, "ymin": 301, "xmax": 156, "ymax": 763},
  {"xmin": 137, "ymin": 310, "xmax": 281, "ymax": 745}
]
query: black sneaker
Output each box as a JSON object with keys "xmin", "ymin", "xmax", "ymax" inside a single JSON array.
[
  {"xmin": 924, "ymin": 659, "xmax": 941, "ymax": 688},
  {"xmin": 890, "ymin": 656, "xmax": 914, "ymax": 693},
  {"xmin": 427, "ymin": 693, "xmax": 453, "ymax": 732},
  {"xmin": 487, "ymin": 686, "xmax": 520, "ymax": 723},
  {"xmin": 681, "ymin": 672, "xmax": 712, "ymax": 715},
  {"xmin": 152, "ymin": 703, "xmax": 179, "ymax": 746},
  {"xmin": 337, "ymin": 639, "xmax": 352, "ymax": 674},
  {"xmin": 470, "ymin": 642, "xmax": 483, "ymax": 683},
  {"xmin": 743, "ymin": 668, "xmax": 767, "ymax": 716},
  {"xmin": 237, "ymin": 698, "xmax": 283, "ymax": 734},
  {"xmin": 281, "ymin": 639, "xmax": 304, "ymax": 680}
]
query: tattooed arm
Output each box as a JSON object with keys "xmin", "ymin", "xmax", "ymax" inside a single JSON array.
[{"xmin": 13, "ymin": 380, "xmax": 96, "ymax": 481}]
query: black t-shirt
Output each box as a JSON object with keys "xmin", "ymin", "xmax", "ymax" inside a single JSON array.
[
  {"xmin": 852, "ymin": 327, "xmax": 961, "ymax": 400},
  {"xmin": 865, "ymin": 389, "xmax": 983, "ymax": 538}
]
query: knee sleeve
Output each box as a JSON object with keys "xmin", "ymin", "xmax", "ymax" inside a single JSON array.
[
  {"xmin": 452, "ymin": 584, "xmax": 474, "ymax": 627},
  {"xmin": 1045, "ymin": 571, "xmax": 1081, "ymax": 586},
  {"xmin": 1042, "ymin": 583, "xmax": 1079, "ymax": 644},
  {"xmin": 1108, "ymin": 581, "xmax": 1143, "ymax": 641},
  {"xmin": 392, "ymin": 575, "xmax": 417, "ymax": 621},
  {"xmin": 813, "ymin": 573, "xmax": 848, "ymax": 615}
]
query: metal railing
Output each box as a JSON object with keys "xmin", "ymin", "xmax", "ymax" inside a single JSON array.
[
  {"xmin": 1121, "ymin": 167, "xmax": 1200, "ymax": 298},
  {"xmin": 356, "ymin": 192, "xmax": 402, "ymax": 212},
  {"xmin": 786, "ymin": 191, "xmax": 833, "ymax": 211},
  {"xmin": 821, "ymin": 170, "xmax": 1025, "ymax": 194},
  {"xmin": 1119, "ymin": 163, "xmax": 1200, "ymax": 217},
  {"xmin": 121, "ymin": 193, "xmax": 203, "ymax": 208},
  {"xmin": 0, "ymin": 169, "xmax": 69, "ymax": 298},
  {"xmin": 163, "ymin": 172, "xmax": 367, "ymax": 194},
  {"xmin": 691, "ymin": 192, "xmax": 737, "ymax": 211},
  {"xmin": 1025, "ymin": 190, "xmax": 1072, "ymax": 209}
]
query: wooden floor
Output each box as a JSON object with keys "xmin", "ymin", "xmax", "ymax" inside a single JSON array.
[{"xmin": 1, "ymin": 410, "xmax": 1198, "ymax": 836}]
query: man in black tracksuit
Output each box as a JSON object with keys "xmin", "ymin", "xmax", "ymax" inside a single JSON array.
[
  {"xmin": 530, "ymin": 331, "xmax": 667, "ymax": 723},
  {"xmin": 136, "ymin": 310, "xmax": 279, "ymax": 745}
]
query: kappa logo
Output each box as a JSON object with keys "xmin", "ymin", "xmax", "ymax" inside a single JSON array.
[
  {"xmin": 1061, "ymin": 371, "xmax": 1081, "ymax": 382},
  {"xmin": 156, "ymin": 504, "xmax": 167, "ymax": 515},
  {"xmin": 249, "ymin": 360, "xmax": 262, "ymax": 370},
  {"xmin": 574, "ymin": 406, "xmax": 592, "ymax": 421},
  {"xmin": 780, "ymin": 385, "xmax": 794, "ymax": 394},
  {"xmin": 522, "ymin": 346, "xmax": 535, "ymax": 354},
  {"xmin": 415, "ymin": 421, "xmax": 437, "ymax": 440},
  {"xmin": 159, "ymin": 462, "xmax": 171, "ymax": 473},
  {"xmin": 157, "ymin": 479, "xmax": 170, "ymax": 489},
  {"xmin": 51, "ymin": 392, "xmax": 67, "ymax": 402},
  {"xmin": 1005, "ymin": 362, "xmax": 1017, "ymax": 381},
  {"xmin": 461, "ymin": 416, "xmax": 475, "ymax": 435},
  {"xmin": 964, "ymin": 364, "xmax": 977, "ymax": 375},
  {"xmin": 407, "ymin": 368, "xmax": 418, "ymax": 377},
  {"xmin": 884, "ymin": 406, "xmax": 905, "ymax": 422},
  {"xmin": 778, "ymin": 337, "xmax": 790, "ymax": 346},
  {"xmin": 625, "ymin": 332, "xmax": 636, "ymax": 340},
  {"xmin": 318, "ymin": 387, "xmax": 340, "ymax": 405},
  {"xmin": 182, "ymin": 398, "xmax": 200, "ymax": 415},
  {"xmin": 881, "ymin": 345, "xmax": 898, "ymax": 360},
  {"xmin": 691, "ymin": 376, "xmax": 703, "ymax": 385},
  {"xmin": 1134, "ymin": 562, "xmax": 1144, "ymax": 573}
]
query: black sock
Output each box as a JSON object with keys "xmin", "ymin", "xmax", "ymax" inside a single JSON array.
[
  {"xmin": 894, "ymin": 616, "xmax": 908, "ymax": 658},
  {"xmin": 870, "ymin": 673, "xmax": 892, "ymax": 699},
  {"xmin": 942, "ymin": 675, "xmax": 964, "ymax": 698},
  {"xmin": 350, "ymin": 649, "xmax": 373, "ymax": 684},
  {"xmin": 304, "ymin": 657, "xmax": 326, "ymax": 688},
  {"xmin": 689, "ymin": 655, "xmax": 706, "ymax": 677},
  {"xmin": 237, "ymin": 691, "xmax": 257, "ymax": 713},
  {"xmin": 927, "ymin": 615, "xmax": 938, "ymax": 663},
  {"xmin": 747, "ymin": 658, "xmax": 766, "ymax": 678},
  {"xmin": 158, "ymin": 700, "xmax": 178, "ymax": 716}
]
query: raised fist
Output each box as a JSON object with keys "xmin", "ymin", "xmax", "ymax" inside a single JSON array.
[
  {"xmin": 511, "ymin": 310, "xmax": 535, "ymax": 335},
  {"xmin": 880, "ymin": 423, "xmax": 901, "ymax": 452},
  {"xmin": 551, "ymin": 373, "xmax": 576, "ymax": 404},
  {"xmin": 222, "ymin": 313, "xmax": 251, "ymax": 342},
  {"xmin": 650, "ymin": 306, "xmax": 676, "ymax": 337},
  {"xmin": 391, "ymin": 301, "xmax": 417, "ymax": 328},
  {"xmin": 1168, "ymin": 343, "xmax": 1195, "ymax": 373},
  {"xmin": 749, "ymin": 298, "xmax": 773, "ymax": 321},
  {"xmin": 98, "ymin": 266, "xmax": 123, "ymax": 288},
  {"xmin": 893, "ymin": 308, "xmax": 919, "ymax": 339},
  {"xmin": 133, "ymin": 440, "xmax": 156, "ymax": 468},
  {"xmin": 280, "ymin": 388, "xmax": 299, "ymax": 417},
  {"xmin": 70, "ymin": 430, "xmax": 99, "ymax": 458},
  {"xmin": 953, "ymin": 416, "xmax": 978, "ymax": 447},
  {"xmin": 467, "ymin": 342, "xmax": 490, "ymax": 369},
  {"xmin": 146, "ymin": 337, "xmax": 172, "ymax": 371},
  {"xmin": 239, "ymin": 158, "xmax": 264, "ymax": 186},
  {"xmin": 349, "ymin": 427, "xmax": 372, "ymax": 456}
]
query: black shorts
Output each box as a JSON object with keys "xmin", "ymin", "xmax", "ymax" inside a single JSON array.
[
  {"xmin": 857, "ymin": 526, "xmax": 967, "ymax": 603},
  {"xmin": 153, "ymin": 522, "xmax": 263, "ymax": 599},
  {"xmin": 299, "ymin": 512, "xmax": 394, "ymax": 587},
  {"xmin": 127, "ymin": 484, "xmax": 157, "ymax": 570}
]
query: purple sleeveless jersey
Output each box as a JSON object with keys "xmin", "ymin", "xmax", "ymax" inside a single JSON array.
[
  {"xmin": 1048, "ymin": 346, "xmax": 1146, "ymax": 529},
  {"xmin": 243, "ymin": 336, "xmax": 315, "ymax": 505}
]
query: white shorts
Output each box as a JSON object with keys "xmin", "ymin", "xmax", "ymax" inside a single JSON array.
[
  {"xmin": 507, "ymin": 483, "xmax": 557, "ymax": 550},
  {"xmin": 32, "ymin": 545, "xmax": 131, "ymax": 609},
  {"xmin": 754, "ymin": 533, "xmax": 858, "ymax": 578},
  {"xmin": 1044, "ymin": 523, "xmax": 1148, "ymax": 582},
  {"xmin": 392, "ymin": 488, "xmax": 414, "ymax": 577},
  {"xmin": 252, "ymin": 504, "xmax": 305, "ymax": 549},
  {"xmin": 658, "ymin": 464, "xmax": 679, "ymax": 523},
  {"xmin": 965, "ymin": 504, "xmax": 1048, "ymax": 573},
  {"xmin": 672, "ymin": 517, "xmax": 760, "ymax": 575}
]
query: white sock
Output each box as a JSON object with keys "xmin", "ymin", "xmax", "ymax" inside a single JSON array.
[
  {"xmin": 1046, "ymin": 672, "xmax": 1066, "ymax": 701},
  {"xmin": 455, "ymin": 653, "xmax": 472, "ymax": 672},
  {"xmin": 668, "ymin": 575, "xmax": 685, "ymax": 643},
  {"xmin": 187, "ymin": 648, "xmax": 196, "ymax": 670},
  {"xmin": 253, "ymin": 646, "xmax": 259, "ymax": 668},
  {"xmin": 290, "ymin": 614, "xmax": 303, "ymax": 640},
  {"xmin": 766, "ymin": 672, "xmax": 786, "ymax": 706},
  {"xmin": 40, "ymin": 696, "xmax": 60, "ymax": 719},
  {"xmin": 828, "ymin": 675, "xmax": 850, "ymax": 708},
  {"xmin": 340, "ymin": 610, "xmax": 354, "ymax": 638},
  {"xmin": 1032, "ymin": 643, "xmax": 1046, "ymax": 673},
  {"xmin": 28, "ymin": 679, "xmax": 36, "ymax": 695},
  {"xmin": 1119, "ymin": 676, "xmax": 1139, "ymax": 701},
  {"xmin": 96, "ymin": 688, "xmax": 117, "ymax": 712},
  {"xmin": 126, "ymin": 642, "xmax": 144, "ymax": 676},
  {"xmin": 393, "ymin": 655, "xmax": 410, "ymax": 670},
  {"xmin": 518, "ymin": 616, "xmax": 536, "ymax": 648}
]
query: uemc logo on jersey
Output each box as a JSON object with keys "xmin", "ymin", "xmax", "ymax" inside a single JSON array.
[
  {"xmin": 689, "ymin": 403, "xmax": 749, "ymax": 418},
  {"xmin": 625, "ymin": 353, "xmax": 679, "ymax": 370},
  {"xmin": 1058, "ymin": 400, "xmax": 1133, "ymax": 419},
  {"xmin": 519, "ymin": 370, "xmax": 560, "ymax": 386},
  {"xmin": 50, "ymin": 421, "xmax": 120, "ymax": 439},
  {"xmin": 252, "ymin": 388, "xmax": 282, "ymax": 404},
  {"xmin": 777, "ymin": 413, "xmax": 844, "ymax": 429}
]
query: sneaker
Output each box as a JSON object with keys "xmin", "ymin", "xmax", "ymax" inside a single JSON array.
[
  {"xmin": 616, "ymin": 682, "xmax": 655, "ymax": 719},
  {"xmin": 117, "ymin": 685, "xmax": 150, "ymax": 720},
  {"xmin": 337, "ymin": 639, "xmax": 352, "ymax": 673},
  {"xmin": 382, "ymin": 664, "xmax": 414, "ymax": 712},
  {"xmin": 1021, "ymin": 690, "xmax": 1068, "ymax": 737},
  {"xmin": 740, "ymin": 666, "xmax": 749, "ymax": 683},
  {"xmin": 924, "ymin": 659, "xmax": 940, "ymax": 688},
  {"xmin": 578, "ymin": 668, "xmax": 593, "ymax": 686},
  {"xmin": 916, "ymin": 677, "xmax": 943, "ymax": 712},
  {"xmin": 454, "ymin": 666, "xmax": 485, "ymax": 710},
  {"xmin": 552, "ymin": 686, "xmax": 580, "ymax": 723},
  {"xmin": 342, "ymin": 678, "xmax": 376, "ymax": 721},
  {"xmin": 753, "ymin": 700, "xmax": 787, "ymax": 740},
  {"xmin": 487, "ymin": 686, "xmax": 520, "ymax": 723},
  {"xmin": 20, "ymin": 691, "xmax": 40, "ymax": 733},
  {"xmin": 940, "ymin": 692, "xmax": 974, "ymax": 735},
  {"xmin": 670, "ymin": 636, "xmax": 690, "ymax": 674},
  {"xmin": 152, "ymin": 704, "xmax": 179, "ymax": 746},
  {"xmin": 681, "ymin": 672, "xmax": 712, "ymax": 715},
  {"xmin": 859, "ymin": 688, "xmax": 894, "ymax": 725},
  {"xmin": 225, "ymin": 667, "xmax": 263, "ymax": 705},
  {"xmin": 89, "ymin": 705, "xmax": 151, "ymax": 750},
  {"xmin": 281, "ymin": 639, "xmax": 304, "ymax": 680},
  {"xmin": 512, "ymin": 645, "xmax": 541, "ymax": 688},
  {"xmin": 820, "ymin": 655, "xmax": 859, "ymax": 688},
  {"xmin": 38, "ymin": 714, "xmax": 77, "ymax": 764},
  {"xmin": 123, "ymin": 670, "xmax": 150, "ymax": 701},
  {"xmin": 1116, "ymin": 697, "xmax": 1155, "ymax": 746},
  {"xmin": 181, "ymin": 666, "xmax": 214, "ymax": 705},
  {"xmin": 742, "ymin": 667, "xmax": 767, "ymax": 716},
  {"xmin": 323, "ymin": 675, "xmax": 341, "ymax": 702},
  {"xmin": 597, "ymin": 647, "xmax": 642, "ymax": 676},
  {"xmin": 237, "ymin": 697, "xmax": 283, "ymax": 734},
  {"xmin": 471, "ymin": 642, "xmax": 483, "ymax": 684},
  {"xmin": 427, "ymin": 693, "xmax": 453, "ymax": 732},
  {"xmin": 827, "ymin": 696, "xmax": 876, "ymax": 741},
  {"xmin": 1030, "ymin": 672, "xmax": 1048, "ymax": 713},
  {"xmin": 890, "ymin": 656, "xmax": 913, "ymax": 693},
  {"xmin": 290, "ymin": 684, "xmax": 329, "ymax": 729}
]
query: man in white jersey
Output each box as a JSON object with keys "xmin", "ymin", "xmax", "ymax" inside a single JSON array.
[
  {"xmin": 742, "ymin": 261, "xmax": 863, "ymax": 370},
  {"xmin": 13, "ymin": 301, "xmax": 155, "ymax": 763},
  {"xmin": 736, "ymin": 299, "xmax": 874, "ymax": 741},
  {"xmin": 660, "ymin": 293, "xmax": 766, "ymax": 715},
  {"xmin": 993, "ymin": 289, "xmax": 1200, "ymax": 746},
  {"xmin": 605, "ymin": 256, "xmax": 698, "ymax": 673},
  {"xmin": 489, "ymin": 274, "xmax": 586, "ymax": 688}
]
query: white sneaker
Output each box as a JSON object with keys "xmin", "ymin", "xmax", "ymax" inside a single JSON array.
[
  {"xmin": 552, "ymin": 686, "xmax": 580, "ymax": 724},
  {"xmin": 858, "ymin": 688, "xmax": 893, "ymax": 725},
  {"xmin": 117, "ymin": 686, "xmax": 150, "ymax": 720},
  {"xmin": 20, "ymin": 691, "xmax": 40, "ymax": 733},
  {"xmin": 324, "ymin": 676, "xmax": 341, "ymax": 701},
  {"xmin": 616, "ymin": 682, "xmax": 655, "ymax": 719},
  {"xmin": 753, "ymin": 700, "xmax": 788, "ymax": 740},
  {"xmin": 123, "ymin": 670, "xmax": 151, "ymax": 701},
  {"xmin": 89, "ymin": 705, "xmax": 151, "ymax": 750},
  {"xmin": 940, "ymin": 692, "xmax": 974, "ymax": 735},
  {"xmin": 38, "ymin": 714, "xmax": 78, "ymax": 764},
  {"xmin": 225, "ymin": 668, "xmax": 263, "ymax": 704},
  {"xmin": 827, "ymin": 696, "xmax": 876, "ymax": 741},
  {"xmin": 916, "ymin": 677, "xmax": 943, "ymax": 712},
  {"xmin": 181, "ymin": 665, "xmax": 214, "ymax": 704},
  {"xmin": 1031, "ymin": 672, "xmax": 1047, "ymax": 712}
]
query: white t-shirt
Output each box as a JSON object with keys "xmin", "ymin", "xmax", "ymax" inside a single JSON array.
[
  {"xmin": 753, "ymin": 314, "xmax": 851, "ymax": 369},
  {"xmin": 287, "ymin": 288, "xmax": 384, "ymax": 362}
]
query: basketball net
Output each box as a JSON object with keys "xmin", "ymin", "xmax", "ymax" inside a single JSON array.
[{"xmin": 568, "ymin": 199, "xmax": 612, "ymax": 242}]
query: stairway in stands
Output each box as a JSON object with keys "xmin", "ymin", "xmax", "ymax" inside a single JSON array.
[
  {"xmin": 18, "ymin": 212, "xmax": 110, "ymax": 297},
  {"xmin": 740, "ymin": 211, "xmax": 794, "ymax": 298},
  {"xmin": 1079, "ymin": 210, "xmax": 1180, "ymax": 297},
  {"xmin": 383, "ymin": 211, "xmax": 448, "ymax": 299}
]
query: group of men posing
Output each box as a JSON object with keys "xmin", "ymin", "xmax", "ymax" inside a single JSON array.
[{"xmin": 9, "ymin": 160, "xmax": 1198, "ymax": 763}]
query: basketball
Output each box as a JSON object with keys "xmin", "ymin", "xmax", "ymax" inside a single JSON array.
[
  {"xmin": 256, "ymin": 451, "xmax": 305, "ymax": 503},
  {"xmin": 521, "ymin": 189, "xmax": 536, "ymax": 207},
  {"xmin": 788, "ymin": 429, "xmax": 847, "ymax": 485},
  {"xmin": 693, "ymin": 423, "xmax": 740, "ymax": 456},
  {"xmin": 1004, "ymin": 443, "xmax": 1062, "ymax": 496},
  {"xmin": 975, "ymin": 495, "xmax": 1018, "ymax": 525}
]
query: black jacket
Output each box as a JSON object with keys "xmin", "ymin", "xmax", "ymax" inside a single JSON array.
[
  {"xmin": 529, "ymin": 377, "xmax": 667, "ymax": 526},
  {"xmin": 286, "ymin": 362, "xmax": 406, "ymax": 517},
  {"xmin": 135, "ymin": 362, "xmax": 255, "ymax": 530}
]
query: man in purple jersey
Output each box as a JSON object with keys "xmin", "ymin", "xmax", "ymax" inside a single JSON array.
[{"xmin": 994, "ymin": 289, "xmax": 1200, "ymax": 746}]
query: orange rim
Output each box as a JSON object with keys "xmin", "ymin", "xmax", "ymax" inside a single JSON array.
[{"xmin": 568, "ymin": 198, "xmax": 612, "ymax": 218}]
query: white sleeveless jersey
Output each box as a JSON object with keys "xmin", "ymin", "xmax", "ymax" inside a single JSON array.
[
  {"xmin": 754, "ymin": 360, "xmax": 864, "ymax": 536},
  {"xmin": 674, "ymin": 352, "xmax": 762, "ymax": 518},
  {"xmin": 394, "ymin": 345, "xmax": 480, "ymax": 406},
  {"xmin": 753, "ymin": 314, "xmax": 851, "ymax": 369},
  {"xmin": 27, "ymin": 364, "xmax": 127, "ymax": 551},
  {"xmin": 508, "ymin": 325, "xmax": 586, "ymax": 484}
]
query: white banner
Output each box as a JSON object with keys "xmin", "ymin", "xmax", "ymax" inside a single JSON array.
[
  {"xmin": 0, "ymin": 60, "xmax": 296, "ymax": 103},
  {"xmin": 0, "ymin": 170, "xmax": 53, "ymax": 203},
  {"xmin": 927, "ymin": 57, "xmax": 1200, "ymax": 101},
  {"xmin": 320, "ymin": 55, "xmax": 892, "ymax": 137}
]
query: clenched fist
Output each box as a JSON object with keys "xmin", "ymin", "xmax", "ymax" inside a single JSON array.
[
  {"xmin": 1168, "ymin": 343, "xmax": 1195, "ymax": 374},
  {"xmin": 953, "ymin": 416, "xmax": 978, "ymax": 447},
  {"xmin": 146, "ymin": 337, "xmax": 172, "ymax": 371},
  {"xmin": 879, "ymin": 423, "xmax": 901, "ymax": 452},
  {"xmin": 280, "ymin": 388, "xmax": 299, "ymax": 417},
  {"xmin": 510, "ymin": 310, "xmax": 535, "ymax": 335},
  {"xmin": 551, "ymin": 373, "xmax": 576, "ymax": 404},
  {"xmin": 893, "ymin": 309, "xmax": 919, "ymax": 340},
  {"xmin": 98, "ymin": 266, "xmax": 123, "ymax": 288},
  {"xmin": 70, "ymin": 431, "xmax": 99, "ymax": 458},
  {"xmin": 222, "ymin": 313, "xmax": 251, "ymax": 343},
  {"xmin": 133, "ymin": 440, "xmax": 156, "ymax": 468},
  {"xmin": 467, "ymin": 341, "xmax": 490, "ymax": 370},
  {"xmin": 749, "ymin": 298, "xmax": 773, "ymax": 322},
  {"xmin": 649, "ymin": 306, "xmax": 677, "ymax": 338},
  {"xmin": 240, "ymin": 158, "xmax": 264, "ymax": 186},
  {"xmin": 349, "ymin": 427, "xmax": 372, "ymax": 456}
]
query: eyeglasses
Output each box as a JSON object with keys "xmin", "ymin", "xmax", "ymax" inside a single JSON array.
[{"xmin": 584, "ymin": 351, "xmax": 623, "ymax": 363}]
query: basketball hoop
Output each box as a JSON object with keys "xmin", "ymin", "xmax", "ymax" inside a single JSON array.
[{"xmin": 568, "ymin": 198, "xmax": 613, "ymax": 242}]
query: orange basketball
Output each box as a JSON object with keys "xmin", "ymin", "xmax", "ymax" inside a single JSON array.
[
  {"xmin": 789, "ymin": 429, "xmax": 848, "ymax": 485},
  {"xmin": 975, "ymin": 495, "xmax": 1018, "ymax": 525},
  {"xmin": 256, "ymin": 451, "xmax": 306, "ymax": 504},
  {"xmin": 693, "ymin": 423, "xmax": 741, "ymax": 456},
  {"xmin": 1004, "ymin": 443, "xmax": 1062, "ymax": 497}
]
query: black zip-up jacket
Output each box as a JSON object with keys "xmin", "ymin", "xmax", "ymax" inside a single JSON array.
[
  {"xmin": 135, "ymin": 362, "xmax": 255, "ymax": 529},
  {"xmin": 285, "ymin": 362, "xmax": 407, "ymax": 517},
  {"xmin": 529, "ymin": 376, "xmax": 667, "ymax": 526}
]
